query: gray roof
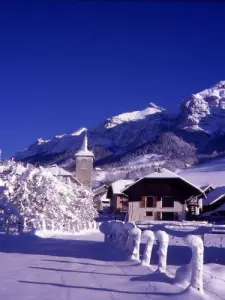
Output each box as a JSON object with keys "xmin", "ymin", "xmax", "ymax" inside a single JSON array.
[
  {"xmin": 47, "ymin": 165, "xmax": 73, "ymax": 176},
  {"xmin": 46, "ymin": 165, "xmax": 81, "ymax": 185}
]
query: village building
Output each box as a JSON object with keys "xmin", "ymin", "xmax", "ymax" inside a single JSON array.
[
  {"xmin": 46, "ymin": 164, "xmax": 81, "ymax": 186},
  {"xmin": 93, "ymin": 185, "xmax": 109, "ymax": 211},
  {"xmin": 106, "ymin": 180, "xmax": 134, "ymax": 213},
  {"xmin": 200, "ymin": 186, "xmax": 225, "ymax": 218},
  {"xmin": 75, "ymin": 131, "xmax": 94, "ymax": 188},
  {"xmin": 45, "ymin": 131, "xmax": 94, "ymax": 189},
  {"xmin": 120, "ymin": 168, "xmax": 205, "ymax": 222}
]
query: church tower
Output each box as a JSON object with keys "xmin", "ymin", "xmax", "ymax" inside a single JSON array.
[{"xmin": 75, "ymin": 131, "xmax": 94, "ymax": 188}]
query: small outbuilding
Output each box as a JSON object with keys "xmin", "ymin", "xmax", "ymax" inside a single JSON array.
[{"xmin": 106, "ymin": 180, "xmax": 134, "ymax": 213}]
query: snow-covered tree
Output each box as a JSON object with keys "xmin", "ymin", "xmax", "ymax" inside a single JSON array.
[{"xmin": 0, "ymin": 160, "xmax": 97, "ymax": 232}]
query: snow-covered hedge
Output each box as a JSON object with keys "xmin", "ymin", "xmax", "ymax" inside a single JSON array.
[{"xmin": 0, "ymin": 160, "xmax": 97, "ymax": 232}]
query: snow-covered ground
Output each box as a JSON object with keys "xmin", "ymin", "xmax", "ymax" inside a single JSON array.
[
  {"xmin": 180, "ymin": 157, "xmax": 225, "ymax": 188},
  {"xmin": 0, "ymin": 231, "xmax": 224, "ymax": 300}
]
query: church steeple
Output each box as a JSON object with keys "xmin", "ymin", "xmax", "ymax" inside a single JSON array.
[
  {"xmin": 75, "ymin": 130, "xmax": 94, "ymax": 158},
  {"xmin": 81, "ymin": 130, "xmax": 88, "ymax": 152},
  {"xmin": 75, "ymin": 131, "xmax": 94, "ymax": 157},
  {"xmin": 75, "ymin": 131, "xmax": 94, "ymax": 188}
]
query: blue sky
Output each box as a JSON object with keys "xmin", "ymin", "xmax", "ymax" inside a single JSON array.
[{"xmin": 1, "ymin": 1, "xmax": 225, "ymax": 157}]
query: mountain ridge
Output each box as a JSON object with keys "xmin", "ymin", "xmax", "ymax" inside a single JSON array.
[{"xmin": 15, "ymin": 81, "xmax": 225, "ymax": 174}]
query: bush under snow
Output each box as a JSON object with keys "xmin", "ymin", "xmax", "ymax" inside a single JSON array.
[{"xmin": 0, "ymin": 160, "xmax": 97, "ymax": 232}]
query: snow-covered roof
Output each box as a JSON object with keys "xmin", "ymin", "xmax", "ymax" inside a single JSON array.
[
  {"xmin": 202, "ymin": 201, "xmax": 225, "ymax": 217},
  {"xmin": 93, "ymin": 184, "xmax": 108, "ymax": 193},
  {"xmin": 200, "ymin": 184, "xmax": 214, "ymax": 193},
  {"xmin": 75, "ymin": 131, "xmax": 94, "ymax": 157},
  {"xmin": 203, "ymin": 186, "xmax": 225, "ymax": 206},
  {"xmin": 111, "ymin": 180, "xmax": 134, "ymax": 194},
  {"xmin": 46, "ymin": 165, "xmax": 73, "ymax": 176},
  {"xmin": 214, "ymin": 202, "xmax": 225, "ymax": 213},
  {"xmin": 46, "ymin": 165, "xmax": 82, "ymax": 185},
  {"xmin": 122, "ymin": 168, "xmax": 205, "ymax": 195},
  {"xmin": 144, "ymin": 168, "xmax": 180, "ymax": 179}
]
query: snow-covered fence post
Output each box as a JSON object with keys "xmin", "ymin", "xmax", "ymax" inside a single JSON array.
[
  {"xmin": 141, "ymin": 230, "xmax": 155, "ymax": 266},
  {"xmin": 96, "ymin": 222, "xmax": 101, "ymax": 230},
  {"xmin": 87, "ymin": 221, "xmax": 93, "ymax": 230},
  {"xmin": 99, "ymin": 222, "xmax": 111, "ymax": 242},
  {"xmin": 5, "ymin": 218, "xmax": 9, "ymax": 235},
  {"xmin": 18, "ymin": 217, "xmax": 24, "ymax": 234},
  {"xmin": 91, "ymin": 221, "xmax": 96, "ymax": 230},
  {"xmin": 115, "ymin": 222, "xmax": 127, "ymax": 250},
  {"xmin": 128, "ymin": 227, "xmax": 142, "ymax": 261},
  {"xmin": 110, "ymin": 221, "xmax": 122, "ymax": 248},
  {"xmin": 74, "ymin": 223, "xmax": 79, "ymax": 233},
  {"xmin": 124, "ymin": 222, "xmax": 136, "ymax": 253},
  {"xmin": 155, "ymin": 230, "xmax": 169, "ymax": 273},
  {"xmin": 185, "ymin": 235, "xmax": 204, "ymax": 293}
]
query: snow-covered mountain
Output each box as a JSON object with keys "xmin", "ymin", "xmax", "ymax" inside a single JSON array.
[
  {"xmin": 15, "ymin": 81, "xmax": 225, "ymax": 171},
  {"xmin": 178, "ymin": 81, "xmax": 225, "ymax": 134},
  {"xmin": 101, "ymin": 102, "xmax": 165, "ymax": 129},
  {"xmin": 16, "ymin": 102, "xmax": 169, "ymax": 165}
]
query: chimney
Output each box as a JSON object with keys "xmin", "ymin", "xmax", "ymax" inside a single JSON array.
[{"xmin": 156, "ymin": 167, "xmax": 161, "ymax": 173}]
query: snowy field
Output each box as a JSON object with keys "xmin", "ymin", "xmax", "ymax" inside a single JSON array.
[
  {"xmin": 0, "ymin": 231, "xmax": 225, "ymax": 300},
  {"xmin": 180, "ymin": 157, "xmax": 225, "ymax": 188}
]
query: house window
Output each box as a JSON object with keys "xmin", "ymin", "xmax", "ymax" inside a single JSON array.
[
  {"xmin": 161, "ymin": 212, "xmax": 178, "ymax": 221},
  {"xmin": 161, "ymin": 196, "xmax": 174, "ymax": 208},
  {"xmin": 146, "ymin": 211, "xmax": 153, "ymax": 216},
  {"xmin": 141, "ymin": 196, "xmax": 157, "ymax": 208},
  {"xmin": 146, "ymin": 196, "xmax": 153, "ymax": 207}
]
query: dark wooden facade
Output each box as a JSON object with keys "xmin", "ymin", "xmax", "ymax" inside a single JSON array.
[
  {"xmin": 123, "ymin": 177, "xmax": 204, "ymax": 221},
  {"xmin": 124, "ymin": 178, "xmax": 203, "ymax": 204}
]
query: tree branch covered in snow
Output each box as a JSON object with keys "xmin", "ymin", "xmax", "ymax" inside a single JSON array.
[{"xmin": 0, "ymin": 160, "xmax": 97, "ymax": 232}]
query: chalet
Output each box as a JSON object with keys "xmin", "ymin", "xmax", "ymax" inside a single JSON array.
[
  {"xmin": 121, "ymin": 168, "xmax": 205, "ymax": 222},
  {"xmin": 107, "ymin": 180, "xmax": 134, "ymax": 213}
]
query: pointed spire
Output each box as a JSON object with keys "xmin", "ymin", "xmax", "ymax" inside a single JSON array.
[
  {"xmin": 81, "ymin": 130, "xmax": 88, "ymax": 152},
  {"xmin": 75, "ymin": 130, "xmax": 94, "ymax": 157}
]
